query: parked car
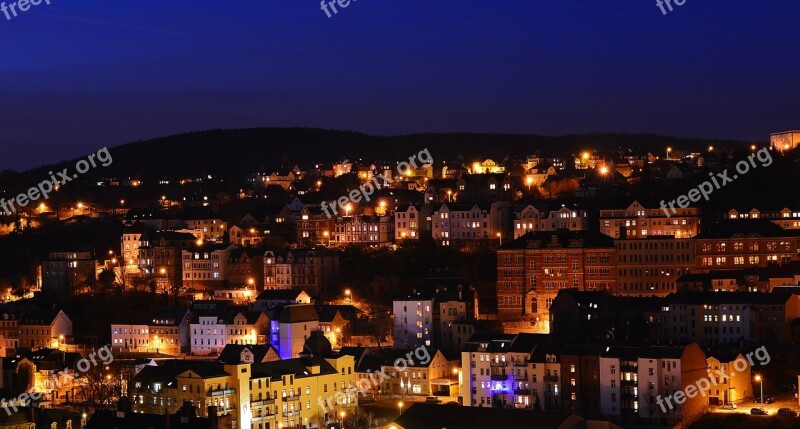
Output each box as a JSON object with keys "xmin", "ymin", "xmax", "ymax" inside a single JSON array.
[
  {"xmin": 425, "ymin": 396, "xmax": 442, "ymax": 404},
  {"xmin": 721, "ymin": 403, "xmax": 737, "ymax": 410},
  {"xmin": 777, "ymin": 408, "xmax": 797, "ymax": 417},
  {"xmin": 751, "ymin": 408, "xmax": 768, "ymax": 415}
]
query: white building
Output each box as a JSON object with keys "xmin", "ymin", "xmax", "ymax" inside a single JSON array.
[
  {"xmin": 513, "ymin": 204, "xmax": 589, "ymax": 239},
  {"xmin": 393, "ymin": 293, "xmax": 434, "ymax": 349}
]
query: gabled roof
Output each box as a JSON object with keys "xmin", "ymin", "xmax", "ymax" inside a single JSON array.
[
  {"xmin": 217, "ymin": 344, "xmax": 278, "ymax": 364},
  {"xmin": 18, "ymin": 309, "xmax": 65, "ymax": 326}
]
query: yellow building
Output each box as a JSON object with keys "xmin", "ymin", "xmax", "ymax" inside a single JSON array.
[
  {"xmin": 706, "ymin": 353, "xmax": 752, "ymax": 405},
  {"xmin": 131, "ymin": 332, "xmax": 356, "ymax": 429}
]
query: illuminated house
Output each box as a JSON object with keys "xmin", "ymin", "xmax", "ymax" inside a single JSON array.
[
  {"xmin": 18, "ymin": 309, "xmax": 73, "ymax": 351},
  {"xmin": 512, "ymin": 204, "xmax": 589, "ymax": 239},
  {"xmin": 263, "ymin": 250, "xmax": 339, "ymax": 296},
  {"xmin": 496, "ymin": 231, "xmax": 616, "ymax": 330},
  {"xmin": 693, "ymin": 220, "xmax": 800, "ymax": 269},
  {"xmin": 599, "ymin": 200, "xmax": 700, "ymax": 239},
  {"xmin": 771, "ymin": 130, "xmax": 800, "ymax": 152}
]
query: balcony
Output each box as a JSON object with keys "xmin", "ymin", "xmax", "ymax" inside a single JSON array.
[
  {"xmin": 491, "ymin": 373, "xmax": 508, "ymax": 381},
  {"xmin": 490, "ymin": 360, "xmax": 508, "ymax": 368},
  {"xmin": 513, "ymin": 360, "xmax": 527, "ymax": 367},
  {"xmin": 207, "ymin": 388, "xmax": 236, "ymax": 397},
  {"xmin": 283, "ymin": 410, "xmax": 301, "ymax": 417},
  {"xmin": 251, "ymin": 398, "xmax": 276, "ymax": 406},
  {"xmin": 282, "ymin": 394, "xmax": 301, "ymax": 402},
  {"xmin": 543, "ymin": 375, "xmax": 558, "ymax": 382},
  {"xmin": 514, "ymin": 388, "xmax": 531, "ymax": 395}
]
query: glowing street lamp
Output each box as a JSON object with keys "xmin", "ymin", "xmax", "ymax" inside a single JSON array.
[
  {"xmin": 666, "ymin": 147, "xmax": 672, "ymax": 160},
  {"xmin": 526, "ymin": 176, "xmax": 533, "ymax": 191},
  {"xmin": 751, "ymin": 144, "xmax": 757, "ymax": 152},
  {"xmin": 755, "ymin": 374, "xmax": 763, "ymax": 404},
  {"xmin": 496, "ymin": 232, "xmax": 502, "ymax": 246},
  {"xmin": 345, "ymin": 203, "xmax": 352, "ymax": 217},
  {"xmin": 447, "ymin": 190, "xmax": 452, "ymax": 202},
  {"xmin": 345, "ymin": 289, "xmax": 352, "ymax": 304},
  {"xmin": 708, "ymin": 145, "xmax": 714, "ymax": 152},
  {"xmin": 600, "ymin": 166, "xmax": 609, "ymax": 175},
  {"xmin": 398, "ymin": 401, "xmax": 404, "ymax": 416}
]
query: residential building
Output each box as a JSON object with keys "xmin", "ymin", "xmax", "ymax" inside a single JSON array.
[
  {"xmin": 599, "ymin": 200, "xmax": 700, "ymax": 239},
  {"xmin": 181, "ymin": 244, "xmax": 235, "ymax": 291},
  {"xmin": 18, "ymin": 309, "xmax": 73, "ymax": 350},
  {"xmin": 395, "ymin": 205, "xmax": 432, "ymax": 240},
  {"xmin": 138, "ymin": 230, "xmax": 197, "ymax": 289},
  {"xmin": 496, "ymin": 231, "xmax": 616, "ymax": 331},
  {"xmin": 694, "ymin": 221, "xmax": 800, "ymax": 269},
  {"xmin": 512, "ymin": 204, "xmax": 589, "ymax": 239},
  {"xmin": 253, "ymin": 289, "xmax": 313, "ymax": 312},
  {"xmin": 296, "ymin": 206, "xmax": 335, "ymax": 247},
  {"xmin": 615, "ymin": 237, "xmax": 694, "ymax": 297},
  {"xmin": 706, "ymin": 353, "xmax": 752, "ymax": 405},
  {"xmin": 771, "ymin": 130, "xmax": 800, "ymax": 152},
  {"xmin": 431, "ymin": 202, "xmax": 509, "ymax": 247},
  {"xmin": 273, "ymin": 304, "xmax": 320, "ymax": 360},
  {"xmin": 226, "ymin": 247, "xmax": 264, "ymax": 290},
  {"xmin": 263, "ymin": 250, "xmax": 339, "ymax": 296},
  {"xmin": 331, "ymin": 215, "xmax": 393, "ymax": 247},
  {"xmin": 40, "ymin": 251, "xmax": 97, "ymax": 292}
]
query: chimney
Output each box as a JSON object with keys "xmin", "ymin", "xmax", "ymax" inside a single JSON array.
[{"xmin": 208, "ymin": 406, "xmax": 219, "ymax": 429}]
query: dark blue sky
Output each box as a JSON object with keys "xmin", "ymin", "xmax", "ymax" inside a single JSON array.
[{"xmin": 1, "ymin": 0, "xmax": 799, "ymax": 170}]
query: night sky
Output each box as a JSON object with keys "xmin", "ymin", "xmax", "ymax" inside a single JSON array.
[{"xmin": 1, "ymin": 0, "xmax": 799, "ymax": 170}]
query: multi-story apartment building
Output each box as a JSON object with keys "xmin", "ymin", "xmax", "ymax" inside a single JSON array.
[
  {"xmin": 181, "ymin": 244, "xmax": 235, "ymax": 291},
  {"xmin": 694, "ymin": 221, "xmax": 800, "ymax": 269},
  {"xmin": 599, "ymin": 200, "xmax": 700, "ymax": 239},
  {"xmin": 647, "ymin": 291, "xmax": 800, "ymax": 347},
  {"xmin": 615, "ymin": 237, "xmax": 694, "ymax": 297},
  {"xmin": 18, "ymin": 309, "xmax": 73, "ymax": 350},
  {"xmin": 394, "ymin": 204, "xmax": 433, "ymax": 240},
  {"xmin": 138, "ymin": 230, "xmax": 197, "ymax": 289},
  {"xmin": 132, "ymin": 336, "xmax": 355, "ymax": 429},
  {"xmin": 598, "ymin": 346, "xmax": 641, "ymax": 419},
  {"xmin": 273, "ymin": 304, "xmax": 320, "ymax": 359},
  {"xmin": 227, "ymin": 247, "xmax": 264, "ymax": 290},
  {"xmin": 706, "ymin": 353, "xmax": 752, "ymax": 405},
  {"xmin": 725, "ymin": 205, "xmax": 800, "ymax": 230},
  {"xmin": 635, "ymin": 345, "xmax": 708, "ymax": 423},
  {"xmin": 393, "ymin": 279, "xmax": 479, "ymax": 350},
  {"xmin": 296, "ymin": 206, "xmax": 336, "ymax": 247},
  {"xmin": 496, "ymin": 231, "xmax": 616, "ymax": 331},
  {"xmin": 189, "ymin": 308, "xmax": 269, "ymax": 355},
  {"xmin": 461, "ymin": 333, "xmax": 539, "ymax": 409},
  {"xmin": 40, "ymin": 251, "xmax": 97, "ymax": 292},
  {"xmin": 771, "ymin": 130, "xmax": 800, "ymax": 152},
  {"xmin": 148, "ymin": 308, "xmax": 192, "ymax": 355},
  {"xmin": 512, "ymin": 204, "xmax": 589, "ymax": 239},
  {"xmin": 121, "ymin": 223, "xmax": 147, "ymax": 275},
  {"xmin": 393, "ymin": 293, "xmax": 433, "ymax": 349},
  {"xmin": 331, "ymin": 215, "xmax": 393, "ymax": 247},
  {"xmin": 431, "ymin": 202, "xmax": 509, "ymax": 247},
  {"xmin": 263, "ymin": 250, "xmax": 339, "ymax": 296},
  {"xmin": 379, "ymin": 348, "xmax": 455, "ymax": 397}
]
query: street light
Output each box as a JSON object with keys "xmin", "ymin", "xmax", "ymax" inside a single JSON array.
[
  {"xmin": 496, "ymin": 232, "xmax": 502, "ymax": 246},
  {"xmin": 666, "ymin": 147, "xmax": 672, "ymax": 160},
  {"xmin": 708, "ymin": 145, "xmax": 714, "ymax": 152},
  {"xmin": 398, "ymin": 401, "xmax": 404, "ymax": 416},
  {"xmin": 447, "ymin": 190, "xmax": 452, "ymax": 202},
  {"xmin": 755, "ymin": 375, "xmax": 763, "ymax": 404},
  {"xmin": 345, "ymin": 289, "xmax": 351, "ymax": 304},
  {"xmin": 526, "ymin": 176, "xmax": 533, "ymax": 191},
  {"xmin": 345, "ymin": 203, "xmax": 352, "ymax": 217},
  {"xmin": 340, "ymin": 411, "xmax": 346, "ymax": 427}
]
